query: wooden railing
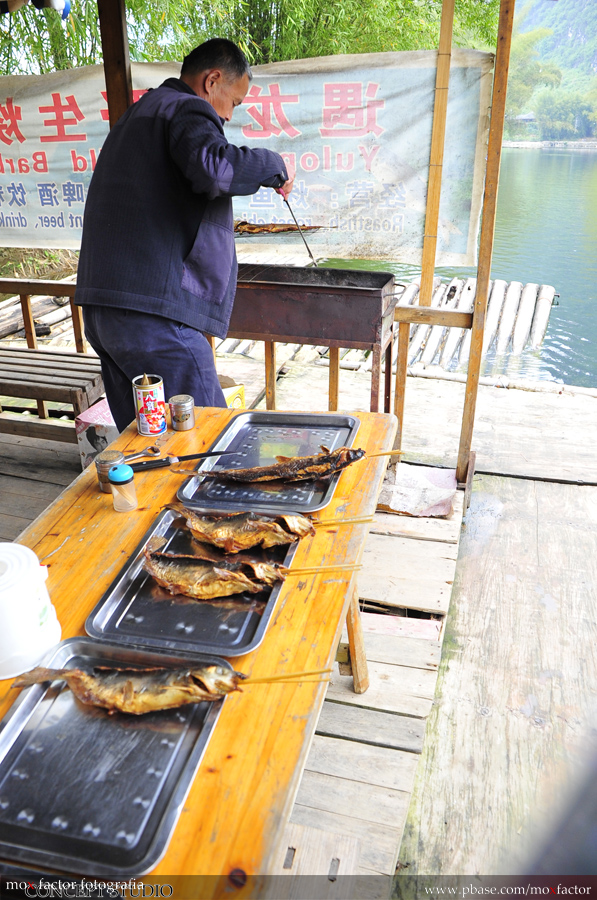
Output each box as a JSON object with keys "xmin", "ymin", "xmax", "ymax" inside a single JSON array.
[{"xmin": 0, "ymin": 278, "xmax": 85, "ymax": 354}]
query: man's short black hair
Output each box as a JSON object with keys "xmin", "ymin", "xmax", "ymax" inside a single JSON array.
[{"xmin": 181, "ymin": 38, "xmax": 252, "ymax": 81}]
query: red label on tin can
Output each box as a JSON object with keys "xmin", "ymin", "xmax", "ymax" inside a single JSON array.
[{"xmin": 132, "ymin": 374, "xmax": 167, "ymax": 436}]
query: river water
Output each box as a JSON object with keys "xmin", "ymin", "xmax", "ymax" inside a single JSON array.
[{"xmin": 328, "ymin": 148, "xmax": 597, "ymax": 389}]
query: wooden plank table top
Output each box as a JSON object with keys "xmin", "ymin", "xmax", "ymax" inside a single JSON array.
[{"xmin": 1, "ymin": 406, "xmax": 396, "ymax": 893}]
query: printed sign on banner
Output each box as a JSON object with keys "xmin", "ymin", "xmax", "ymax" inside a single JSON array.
[{"xmin": 0, "ymin": 51, "xmax": 492, "ymax": 264}]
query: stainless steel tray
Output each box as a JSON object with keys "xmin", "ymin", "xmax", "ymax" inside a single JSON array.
[
  {"xmin": 0, "ymin": 638, "xmax": 228, "ymax": 879},
  {"xmin": 86, "ymin": 508, "xmax": 296, "ymax": 658},
  {"xmin": 177, "ymin": 411, "xmax": 361, "ymax": 515}
]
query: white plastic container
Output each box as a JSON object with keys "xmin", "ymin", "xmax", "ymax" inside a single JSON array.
[{"xmin": 0, "ymin": 543, "xmax": 61, "ymax": 679}]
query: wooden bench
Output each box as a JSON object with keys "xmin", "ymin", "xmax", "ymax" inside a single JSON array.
[
  {"xmin": 0, "ymin": 346, "xmax": 104, "ymax": 443},
  {"xmin": 0, "ymin": 278, "xmax": 103, "ymax": 443}
]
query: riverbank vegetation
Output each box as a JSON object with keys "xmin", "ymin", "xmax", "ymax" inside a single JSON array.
[
  {"xmin": 506, "ymin": 0, "xmax": 597, "ymax": 142},
  {"xmin": 0, "ymin": 0, "xmax": 500, "ymax": 73}
]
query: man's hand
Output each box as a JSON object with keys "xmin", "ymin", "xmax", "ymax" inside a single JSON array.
[{"xmin": 276, "ymin": 176, "xmax": 294, "ymax": 200}]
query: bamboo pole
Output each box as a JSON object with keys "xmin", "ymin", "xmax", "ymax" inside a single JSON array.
[
  {"xmin": 456, "ymin": 0, "xmax": 516, "ymax": 484},
  {"xmin": 418, "ymin": 0, "xmax": 456, "ymax": 307}
]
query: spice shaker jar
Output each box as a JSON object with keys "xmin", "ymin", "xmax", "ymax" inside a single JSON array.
[
  {"xmin": 169, "ymin": 394, "xmax": 195, "ymax": 432},
  {"xmin": 95, "ymin": 449, "xmax": 126, "ymax": 493},
  {"xmin": 108, "ymin": 464, "xmax": 138, "ymax": 512}
]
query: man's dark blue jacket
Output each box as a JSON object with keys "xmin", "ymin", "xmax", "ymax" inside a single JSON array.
[{"xmin": 75, "ymin": 78, "xmax": 287, "ymax": 338}]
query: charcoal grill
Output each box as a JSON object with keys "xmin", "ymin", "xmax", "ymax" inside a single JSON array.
[{"xmin": 229, "ymin": 264, "xmax": 396, "ymax": 412}]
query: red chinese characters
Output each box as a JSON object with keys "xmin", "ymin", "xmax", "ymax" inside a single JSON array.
[
  {"xmin": 242, "ymin": 84, "xmax": 301, "ymax": 139},
  {"xmin": 100, "ymin": 89, "xmax": 148, "ymax": 121},
  {"xmin": 39, "ymin": 93, "xmax": 86, "ymax": 142},
  {"xmin": 0, "ymin": 99, "xmax": 25, "ymax": 146},
  {"xmin": 320, "ymin": 82, "xmax": 385, "ymax": 138}
]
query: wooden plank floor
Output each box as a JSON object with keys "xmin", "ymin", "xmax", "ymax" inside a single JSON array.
[
  {"xmin": 0, "ymin": 432, "xmax": 81, "ymax": 540},
  {"xmin": 273, "ymin": 490, "xmax": 465, "ymax": 897},
  {"xmin": 397, "ymin": 474, "xmax": 597, "ymax": 879}
]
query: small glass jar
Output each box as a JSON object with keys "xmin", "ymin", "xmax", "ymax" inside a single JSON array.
[
  {"xmin": 95, "ymin": 449, "xmax": 126, "ymax": 493},
  {"xmin": 108, "ymin": 464, "xmax": 138, "ymax": 512},
  {"xmin": 169, "ymin": 394, "xmax": 195, "ymax": 431}
]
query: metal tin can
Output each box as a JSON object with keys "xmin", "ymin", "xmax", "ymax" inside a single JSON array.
[
  {"xmin": 168, "ymin": 394, "xmax": 195, "ymax": 432},
  {"xmin": 95, "ymin": 449, "xmax": 126, "ymax": 493},
  {"xmin": 132, "ymin": 374, "xmax": 167, "ymax": 436}
]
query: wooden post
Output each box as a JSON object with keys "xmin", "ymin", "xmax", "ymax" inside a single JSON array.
[
  {"xmin": 329, "ymin": 347, "xmax": 340, "ymax": 411},
  {"xmin": 97, "ymin": 0, "xmax": 133, "ymax": 128},
  {"xmin": 393, "ymin": 322, "xmax": 410, "ymax": 451},
  {"xmin": 456, "ymin": 0, "xmax": 515, "ymax": 483},
  {"xmin": 20, "ymin": 293, "xmax": 48, "ymax": 419},
  {"xmin": 264, "ymin": 341, "xmax": 276, "ymax": 410},
  {"xmin": 383, "ymin": 334, "xmax": 393, "ymax": 413},
  {"xmin": 20, "ymin": 294, "xmax": 37, "ymax": 351},
  {"xmin": 346, "ymin": 584, "xmax": 369, "ymax": 694},
  {"xmin": 206, "ymin": 334, "xmax": 217, "ymax": 363},
  {"xmin": 70, "ymin": 300, "xmax": 86, "ymax": 354},
  {"xmin": 418, "ymin": 0, "xmax": 455, "ymax": 306}
]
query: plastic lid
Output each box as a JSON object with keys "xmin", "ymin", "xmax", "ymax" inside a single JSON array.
[
  {"xmin": 108, "ymin": 464, "xmax": 134, "ymax": 484},
  {"xmin": 0, "ymin": 543, "xmax": 45, "ymax": 594}
]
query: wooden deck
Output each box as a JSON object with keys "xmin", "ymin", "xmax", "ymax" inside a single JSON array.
[
  {"xmin": 397, "ymin": 473, "xmax": 597, "ymax": 879},
  {"xmin": 0, "ymin": 431, "xmax": 80, "ymax": 541},
  {"xmin": 1, "ymin": 356, "xmax": 595, "ymax": 892}
]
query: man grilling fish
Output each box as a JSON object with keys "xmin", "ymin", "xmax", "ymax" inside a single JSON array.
[{"xmin": 76, "ymin": 38, "xmax": 293, "ymax": 431}]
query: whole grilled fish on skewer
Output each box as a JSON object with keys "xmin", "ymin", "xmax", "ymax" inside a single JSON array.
[
  {"xmin": 167, "ymin": 502, "xmax": 315, "ymax": 552},
  {"xmin": 12, "ymin": 663, "xmax": 244, "ymax": 714},
  {"xmin": 144, "ymin": 542, "xmax": 360, "ymax": 602},
  {"xmin": 151, "ymin": 538, "xmax": 285, "ymax": 589},
  {"xmin": 143, "ymin": 550, "xmax": 279, "ymax": 601},
  {"xmin": 12, "ymin": 664, "xmax": 331, "ymax": 715},
  {"xmin": 201, "ymin": 445, "xmax": 366, "ymax": 484}
]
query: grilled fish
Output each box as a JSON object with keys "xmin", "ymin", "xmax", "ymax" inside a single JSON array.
[
  {"xmin": 167, "ymin": 503, "xmax": 315, "ymax": 552},
  {"xmin": 201, "ymin": 445, "xmax": 365, "ymax": 484},
  {"xmin": 12, "ymin": 664, "xmax": 246, "ymax": 715},
  {"xmin": 144, "ymin": 552, "xmax": 261, "ymax": 600},
  {"xmin": 234, "ymin": 220, "xmax": 321, "ymax": 234},
  {"xmin": 143, "ymin": 544, "xmax": 285, "ymax": 600},
  {"xmin": 147, "ymin": 537, "xmax": 284, "ymax": 587}
]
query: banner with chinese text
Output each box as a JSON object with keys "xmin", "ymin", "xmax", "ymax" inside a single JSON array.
[{"xmin": 0, "ymin": 50, "xmax": 493, "ymax": 264}]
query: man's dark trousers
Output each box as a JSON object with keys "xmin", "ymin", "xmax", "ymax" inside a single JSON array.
[{"xmin": 83, "ymin": 306, "xmax": 227, "ymax": 432}]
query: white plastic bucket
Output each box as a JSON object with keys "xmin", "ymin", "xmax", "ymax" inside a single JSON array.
[{"xmin": 0, "ymin": 543, "xmax": 61, "ymax": 679}]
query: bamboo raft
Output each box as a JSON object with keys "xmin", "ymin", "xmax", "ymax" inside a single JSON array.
[{"xmin": 395, "ymin": 277, "xmax": 556, "ymax": 369}]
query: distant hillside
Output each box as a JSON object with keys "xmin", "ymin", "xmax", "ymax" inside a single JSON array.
[{"xmin": 518, "ymin": 0, "xmax": 597, "ymax": 86}]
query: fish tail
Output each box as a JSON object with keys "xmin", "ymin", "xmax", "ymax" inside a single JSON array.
[{"xmin": 12, "ymin": 667, "xmax": 68, "ymax": 688}]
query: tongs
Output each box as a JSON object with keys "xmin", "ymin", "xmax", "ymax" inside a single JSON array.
[
  {"xmin": 283, "ymin": 197, "xmax": 318, "ymax": 267},
  {"xmin": 130, "ymin": 450, "xmax": 236, "ymax": 472}
]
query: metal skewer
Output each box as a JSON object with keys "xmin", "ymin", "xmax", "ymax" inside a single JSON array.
[{"xmin": 283, "ymin": 197, "xmax": 318, "ymax": 267}]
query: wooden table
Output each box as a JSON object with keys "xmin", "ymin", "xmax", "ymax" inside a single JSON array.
[{"xmin": 2, "ymin": 407, "xmax": 396, "ymax": 893}]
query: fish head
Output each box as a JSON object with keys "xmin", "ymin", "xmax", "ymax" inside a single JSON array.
[
  {"xmin": 190, "ymin": 665, "xmax": 246, "ymax": 696},
  {"xmin": 346, "ymin": 448, "xmax": 366, "ymax": 463},
  {"xmin": 334, "ymin": 447, "xmax": 365, "ymax": 466}
]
